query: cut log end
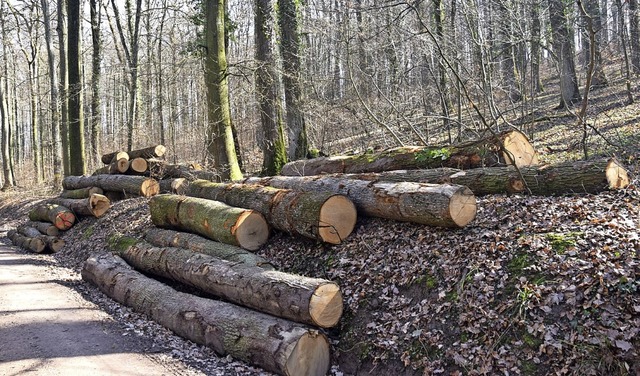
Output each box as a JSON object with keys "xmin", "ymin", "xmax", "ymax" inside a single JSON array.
[
  {"xmin": 50, "ymin": 239, "xmax": 65, "ymax": 253},
  {"xmin": 309, "ymin": 283, "xmax": 343, "ymax": 328},
  {"xmin": 30, "ymin": 238, "xmax": 46, "ymax": 253},
  {"xmin": 318, "ymin": 195, "xmax": 357, "ymax": 244},
  {"xmin": 502, "ymin": 131, "xmax": 539, "ymax": 167},
  {"xmin": 141, "ymin": 179, "xmax": 160, "ymax": 197},
  {"xmin": 284, "ymin": 331, "xmax": 330, "ymax": 376},
  {"xmin": 234, "ymin": 211, "xmax": 269, "ymax": 250},
  {"xmin": 89, "ymin": 194, "xmax": 111, "ymax": 217},
  {"xmin": 129, "ymin": 157, "xmax": 149, "ymax": 173},
  {"xmin": 449, "ymin": 187, "xmax": 477, "ymax": 227},
  {"xmin": 54, "ymin": 212, "xmax": 76, "ymax": 230},
  {"xmin": 116, "ymin": 158, "xmax": 130, "ymax": 173},
  {"xmin": 606, "ymin": 159, "xmax": 630, "ymax": 189}
]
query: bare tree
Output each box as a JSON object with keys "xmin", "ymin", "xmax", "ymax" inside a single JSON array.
[
  {"xmin": 90, "ymin": 0, "xmax": 103, "ymax": 166},
  {"xmin": 68, "ymin": 0, "xmax": 86, "ymax": 175},
  {"xmin": 548, "ymin": 0, "xmax": 581, "ymax": 108}
]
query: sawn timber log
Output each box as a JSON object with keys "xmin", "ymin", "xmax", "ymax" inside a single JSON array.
[
  {"xmin": 28, "ymin": 203, "xmax": 76, "ymax": 230},
  {"xmin": 60, "ymin": 187, "xmax": 104, "ymax": 199},
  {"xmin": 280, "ymin": 129, "xmax": 538, "ymax": 176},
  {"xmin": 186, "ymin": 180, "xmax": 357, "ymax": 244},
  {"xmin": 158, "ymin": 178, "xmax": 189, "ymax": 195},
  {"xmin": 62, "ymin": 175, "xmax": 159, "ymax": 197},
  {"xmin": 243, "ymin": 176, "xmax": 477, "ymax": 227},
  {"xmin": 7, "ymin": 230, "xmax": 45, "ymax": 253},
  {"xmin": 26, "ymin": 221, "xmax": 60, "ymax": 236},
  {"xmin": 111, "ymin": 237, "xmax": 343, "ymax": 328},
  {"xmin": 16, "ymin": 225, "xmax": 65, "ymax": 252},
  {"xmin": 100, "ymin": 151, "xmax": 129, "ymax": 165},
  {"xmin": 334, "ymin": 157, "xmax": 630, "ymax": 196},
  {"xmin": 145, "ymin": 228, "xmax": 274, "ymax": 269},
  {"xmin": 93, "ymin": 158, "xmax": 130, "ymax": 175},
  {"xmin": 82, "ymin": 253, "xmax": 330, "ymax": 376},
  {"xmin": 47, "ymin": 194, "xmax": 111, "ymax": 218},
  {"xmin": 149, "ymin": 194, "xmax": 270, "ymax": 250}
]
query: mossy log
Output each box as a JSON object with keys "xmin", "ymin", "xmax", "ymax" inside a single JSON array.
[
  {"xmin": 28, "ymin": 203, "xmax": 76, "ymax": 230},
  {"xmin": 100, "ymin": 151, "xmax": 129, "ymax": 165},
  {"xmin": 158, "ymin": 178, "xmax": 189, "ymax": 195},
  {"xmin": 60, "ymin": 186, "xmax": 104, "ymax": 199},
  {"xmin": 8, "ymin": 230, "xmax": 46, "ymax": 253},
  {"xmin": 243, "ymin": 176, "xmax": 477, "ymax": 227},
  {"xmin": 186, "ymin": 180, "xmax": 357, "ymax": 244},
  {"xmin": 62, "ymin": 175, "xmax": 159, "ymax": 197},
  {"xmin": 111, "ymin": 237, "xmax": 343, "ymax": 328},
  {"xmin": 26, "ymin": 221, "xmax": 60, "ymax": 236},
  {"xmin": 280, "ymin": 129, "xmax": 538, "ymax": 176},
  {"xmin": 149, "ymin": 194, "xmax": 270, "ymax": 250},
  {"xmin": 338, "ymin": 158, "xmax": 629, "ymax": 196},
  {"xmin": 82, "ymin": 253, "xmax": 330, "ymax": 376},
  {"xmin": 127, "ymin": 157, "xmax": 148, "ymax": 174},
  {"xmin": 47, "ymin": 194, "xmax": 111, "ymax": 218},
  {"xmin": 145, "ymin": 228, "xmax": 274, "ymax": 269}
]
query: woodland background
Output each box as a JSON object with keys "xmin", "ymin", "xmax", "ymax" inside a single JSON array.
[{"xmin": 0, "ymin": 0, "xmax": 638, "ymax": 187}]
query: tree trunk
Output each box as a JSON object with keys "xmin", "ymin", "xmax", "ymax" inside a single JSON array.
[
  {"xmin": 145, "ymin": 228, "xmax": 274, "ymax": 269},
  {"xmin": 256, "ymin": 0, "xmax": 287, "ymax": 175},
  {"xmin": 187, "ymin": 180, "xmax": 357, "ymax": 244},
  {"xmin": 40, "ymin": 0, "xmax": 63, "ymax": 187},
  {"xmin": 244, "ymin": 176, "xmax": 476, "ymax": 227},
  {"xmin": 103, "ymin": 145, "xmax": 166, "ymax": 161},
  {"xmin": 158, "ymin": 178, "xmax": 189, "ymax": 194},
  {"xmin": 28, "ymin": 204, "xmax": 76, "ymax": 230},
  {"xmin": 278, "ymin": 0, "xmax": 308, "ymax": 160},
  {"xmin": 629, "ymin": 0, "xmax": 640, "ymax": 73},
  {"xmin": 82, "ymin": 253, "xmax": 330, "ymax": 376},
  {"xmin": 530, "ymin": 0, "xmax": 544, "ymax": 93},
  {"xmin": 281, "ymin": 130, "xmax": 538, "ymax": 175},
  {"xmin": 204, "ymin": 0, "xmax": 243, "ymax": 181},
  {"xmin": 7, "ymin": 230, "xmax": 45, "ymax": 253},
  {"xmin": 0, "ymin": 78, "xmax": 13, "ymax": 189},
  {"xmin": 111, "ymin": 237, "xmax": 342, "ymax": 328},
  {"xmin": 47, "ymin": 194, "xmax": 111, "ymax": 218},
  {"xmin": 101, "ymin": 150, "xmax": 130, "ymax": 164},
  {"xmin": 331, "ymin": 158, "xmax": 630, "ymax": 196},
  {"xmin": 26, "ymin": 221, "xmax": 60, "ymax": 236},
  {"xmin": 90, "ymin": 0, "xmax": 103, "ymax": 166},
  {"xmin": 68, "ymin": 0, "xmax": 86, "ymax": 175},
  {"xmin": 583, "ymin": 0, "xmax": 608, "ymax": 87},
  {"xmin": 57, "ymin": 0, "xmax": 70, "ymax": 175},
  {"xmin": 147, "ymin": 159, "xmax": 206, "ymax": 180},
  {"xmin": 63, "ymin": 175, "xmax": 160, "ymax": 197},
  {"xmin": 149, "ymin": 194, "xmax": 270, "ymax": 250},
  {"xmin": 548, "ymin": 0, "xmax": 581, "ymax": 108}
]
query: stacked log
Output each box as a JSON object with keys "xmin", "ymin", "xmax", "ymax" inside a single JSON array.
[
  {"xmin": 280, "ymin": 129, "xmax": 538, "ymax": 176},
  {"xmin": 28, "ymin": 203, "xmax": 76, "ymax": 230},
  {"xmin": 158, "ymin": 178, "xmax": 189, "ymax": 195},
  {"xmin": 145, "ymin": 228, "xmax": 274, "ymax": 269},
  {"xmin": 47, "ymin": 194, "xmax": 111, "ymax": 218},
  {"xmin": 100, "ymin": 151, "xmax": 130, "ymax": 165},
  {"xmin": 327, "ymin": 157, "xmax": 630, "ymax": 196},
  {"xmin": 82, "ymin": 253, "xmax": 330, "ymax": 376},
  {"xmin": 147, "ymin": 159, "xmax": 220, "ymax": 182},
  {"xmin": 149, "ymin": 194, "xmax": 270, "ymax": 250},
  {"xmin": 127, "ymin": 158, "xmax": 148, "ymax": 174},
  {"xmin": 63, "ymin": 175, "xmax": 159, "ymax": 197},
  {"xmin": 7, "ymin": 230, "xmax": 45, "ymax": 253},
  {"xmin": 93, "ymin": 157, "xmax": 130, "ymax": 175},
  {"xmin": 186, "ymin": 180, "xmax": 357, "ymax": 244},
  {"xmin": 27, "ymin": 221, "xmax": 60, "ymax": 236},
  {"xmin": 110, "ymin": 236, "xmax": 343, "ymax": 328},
  {"xmin": 243, "ymin": 176, "xmax": 477, "ymax": 228}
]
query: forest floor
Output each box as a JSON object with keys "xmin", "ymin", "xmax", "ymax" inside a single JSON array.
[{"xmin": 0, "ymin": 80, "xmax": 639, "ymax": 375}]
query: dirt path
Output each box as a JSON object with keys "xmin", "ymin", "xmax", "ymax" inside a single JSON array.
[{"xmin": 0, "ymin": 245, "xmax": 201, "ymax": 376}]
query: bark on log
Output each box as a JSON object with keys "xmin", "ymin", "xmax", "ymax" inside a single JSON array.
[
  {"xmin": 337, "ymin": 158, "xmax": 630, "ymax": 196},
  {"xmin": 281, "ymin": 129, "xmax": 538, "ymax": 176},
  {"xmin": 60, "ymin": 187, "xmax": 104, "ymax": 199},
  {"xmin": 101, "ymin": 151, "xmax": 129, "ymax": 165},
  {"xmin": 127, "ymin": 157, "xmax": 148, "ymax": 174},
  {"xmin": 186, "ymin": 180, "xmax": 357, "ymax": 244},
  {"xmin": 158, "ymin": 178, "xmax": 189, "ymax": 195},
  {"xmin": 145, "ymin": 228, "xmax": 274, "ymax": 270},
  {"xmin": 8, "ymin": 230, "xmax": 46, "ymax": 253},
  {"xmin": 111, "ymin": 237, "xmax": 342, "ymax": 328},
  {"xmin": 149, "ymin": 194, "xmax": 270, "ymax": 250},
  {"xmin": 147, "ymin": 159, "xmax": 221, "ymax": 182},
  {"xmin": 28, "ymin": 203, "xmax": 76, "ymax": 230},
  {"xmin": 127, "ymin": 145, "xmax": 166, "ymax": 160},
  {"xmin": 82, "ymin": 253, "xmax": 330, "ymax": 376},
  {"xmin": 243, "ymin": 176, "xmax": 477, "ymax": 227},
  {"xmin": 16, "ymin": 225, "xmax": 64, "ymax": 252},
  {"xmin": 62, "ymin": 175, "xmax": 160, "ymax": 197},
  {"xmin": 47, "ymin": 194, "xmax": 111, "ymax": 218},
  {"xmin": 26, "ymin": 221, "xmax": 60, "ymax": 236}
]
